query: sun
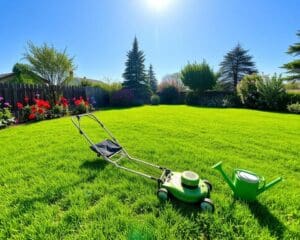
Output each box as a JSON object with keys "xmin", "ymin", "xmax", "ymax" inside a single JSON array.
[{"xmin": 147, "ymin": 0, "xmax": 171, "ymax": 12}]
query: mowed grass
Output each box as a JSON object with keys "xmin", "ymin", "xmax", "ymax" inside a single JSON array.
[{"xmin": 0, "ymin": 106, "xmax": 299, "ymax": 239}]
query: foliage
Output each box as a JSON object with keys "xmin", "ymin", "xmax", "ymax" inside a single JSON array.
[
  {"xmin": 161, "ymin": 73, "xmax": 186, "ymax": 92},
  {"xmin": 110, "ymin": 89, "xmax": 135, "ymax": 107},
  {"xmin": 237, "ymin": 74, "xmax": 262, "ymax": 108},
  {"xmin": 287, "ymin": 92, "xmax": 300, "ymax": 104},
  {"xmin": 0, "ymin": 106, "xmax": 299, "ymax": 239},
  {"xmin": 181, "ymin": 61, "xmax": 216, "ymax": 92},
  {"xmin": 219, "ymin": 44, "xmax": 257, "ymax": 89},
  {"xmin": 282, "ymin": 31, "xmax": 300, "ymax": 81},
  {"xmin": 11, "ymin": 63, "xmax": 46, "ymax": 84},
  {"xmin": 0, "ymin": 97, "xmax": 14, "ymax": 129},
  {"xmin": 159, "ymin": 85, "xmax": 180, "ymax": 104},
  {"xmin": 185, "ymin": 91, "xmax": 235, "ymax": 107},
  {"xmin": 147, "ymin": 64, "xmax": 158, "ymax": 93},
  {"xmin": 285, "ymin": 81, "xmax": 300, "ymax": 90},
  {"xmin": 256, "ymin": 74, "xmax": 287, "ymax": 110},
  {"xmin": 17, "ymin": 98, "xmax": 51, "ymax": 122},
  {"xmin": 93, "ymin": 81, "xmax": 122, "ymax": 105},
  {"xmin": 16, "ymin": 96, "xmax": 69, "ymax": 122},
  {"xmin": 80, "ymin": 78, "xmax": 93, "ymax": 87},
  {"xmin": 122, "ymin": 37, "xmax": 151, "ymax": 103},
  {"xmin": 287, "ymin": 102, "xmax": 300, "ymax": 113},
  {"xmin": 222, "ymin": 94, "xmax": 242, "ymax": 107},
  {"xmin": 150, "ymin": 95, "xmax": 160, "ymax": 105},
  {"xmin": 72, "ymin": 97, "xmax": 92, "ymax": 114},
  {"xmin": 24, "ymin": 42, "xmax": 75, "ymax": 86}
]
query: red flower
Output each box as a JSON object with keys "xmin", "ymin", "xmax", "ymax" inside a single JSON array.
[
  {"xmin": 74, "ymin": 99, "xmax": 82, "ymax": 106},
  {"xmin": 31, "ymin": 106, "xmax": 37, "ymax": 113},
  {"xmin": 43, "ymin": 101, "xmax": 51, "ymax": 109},
  {"xmin": 28, "ymin": 113, "xmax": 36, "ymax": 120},
  {"xmin": 38, "ymin": 108, "xmax": 45, "ymax": 114},
  {"xmin": 17, "ymin": 102, "xmax": 24, "ymax": 109},
  {"xmin": 24, "ymin": 96, "xmax": 29, "ymax": 103}
]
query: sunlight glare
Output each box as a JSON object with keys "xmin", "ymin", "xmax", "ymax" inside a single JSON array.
[{"xmin": 147, "ymin": 0, "xmax": 171, "ymax": 12}]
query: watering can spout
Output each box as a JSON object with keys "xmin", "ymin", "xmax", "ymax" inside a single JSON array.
[
  {"xmin": 257, "ymin": 177, "xmax": 282, "ymax": 195},
  {"xmin": 212, "ymin": 161, "xmax": 236, "ymax": 193}
]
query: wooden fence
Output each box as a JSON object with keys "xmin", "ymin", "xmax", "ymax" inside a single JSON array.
[{"xmin": 0, "ymin": 83, "xmax": 108, "ymax": 110}]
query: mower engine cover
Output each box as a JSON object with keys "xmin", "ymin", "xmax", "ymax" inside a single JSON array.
[{"xmin": 161, "ymin": 171, "xmax": 209, "ymax": 203}]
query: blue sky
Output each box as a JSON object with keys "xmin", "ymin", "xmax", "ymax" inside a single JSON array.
[{"xmin": 0, "ymin": 0, "xmax": 299, "ymax": 81}]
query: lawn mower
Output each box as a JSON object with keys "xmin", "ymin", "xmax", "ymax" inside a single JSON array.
[{"xmin": 71, "ymin": 113, "xmax": 214, "ymax": 212}]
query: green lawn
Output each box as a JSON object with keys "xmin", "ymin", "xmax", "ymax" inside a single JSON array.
[{"xmin": 0, "ymin": 106, "xmax": 299, "ymax": 239}]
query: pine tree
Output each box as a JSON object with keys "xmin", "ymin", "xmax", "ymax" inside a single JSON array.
[
  {"xmin": 282, "ymin": 31, "xmax": 300, "ymax": 81},
  {"xmin": 147, "ymin": 64, "xmax": 158, "ymax": 93},
  {"xmin": 219, "ymin": 44, "xmax": 257, "ymax": 90},
  {"xmin": 122, "ymin": 37, "xmax": 150, "ymax": 103}
]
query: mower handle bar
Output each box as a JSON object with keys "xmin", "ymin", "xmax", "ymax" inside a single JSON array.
[{"xmin": 71, "ymin": 113, "xmax": 170, "ymax": 182}]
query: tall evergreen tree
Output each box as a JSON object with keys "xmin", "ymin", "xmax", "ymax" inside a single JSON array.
[
  {"xmin": 282, "ymin": 31, "xmax": 300, "ymax": 81},
  {"xmin": 122, "ymin": 37, "xmax": 150, "ymax": 103},
  {"xmin": 147, "ymin": 64, "xmax": 158, "ymax": 93},
  {"xmin": 219, "ymin": 44, "xmax": 257, "ymax": 90}
]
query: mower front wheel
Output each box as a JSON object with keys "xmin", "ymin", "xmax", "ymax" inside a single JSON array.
[
  {"xmin": 203, "ymin": 179, "xmax": 212, "ymax": 192},
  {"xmin": 200, "ymin": 198, "xmax": 215, "ymax": 213},
  {"xmin": 157, "ymin": 188, "xmax": 168, "ymax": 201}
]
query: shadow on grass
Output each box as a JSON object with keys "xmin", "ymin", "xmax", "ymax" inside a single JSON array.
[
  {"xmin": 247, "ymin": 201, "xmax": 286, "ymax": 239},
  {"xmin": 80, "ymin": 158, "xmax": 107, "ymax": 170}
]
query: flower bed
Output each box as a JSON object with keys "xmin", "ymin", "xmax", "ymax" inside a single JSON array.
[{"xmin": 0, "ymin": 95, "xmax": 95, "ymax": 129}]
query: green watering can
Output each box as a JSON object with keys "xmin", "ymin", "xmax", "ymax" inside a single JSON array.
[{"xmin": 212, "ymin": 161, "xmax": 282, "ymax": 201}]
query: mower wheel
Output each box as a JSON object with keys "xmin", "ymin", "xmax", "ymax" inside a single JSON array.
[
  {"xmin": 203, "ymin": 179, "xmax": 212, "ymax": 192},
  {"xmin": 157, "ymin": 188, "xmax": 168, "ymax": 201},
  {"xmin": 200, "ymin": 198, "xmax": 215, "ymax": 213}
]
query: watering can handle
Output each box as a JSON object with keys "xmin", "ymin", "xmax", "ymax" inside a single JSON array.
[{"xmin": 258, "ymin": 176, "xmax": 265, "ymax": 190}]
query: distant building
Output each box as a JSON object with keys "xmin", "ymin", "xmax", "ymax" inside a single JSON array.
[
  {"xmin": 0, "ymin": 72, "xmax": 49, "ymax": 84},
  {"xmin": 0, "ymin": 73, "xmax": 15, "ymax": 82}
]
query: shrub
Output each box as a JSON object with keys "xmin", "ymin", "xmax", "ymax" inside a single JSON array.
[
  {"xmin": 72, "ymin": 97, "xmax": 92, "ymax": 114},
  {"xmin": 287, "ymin": 102, "xmax": 300, "ymax": 114},
  {"xmin": 257, "ymin": 74, "xmax": 287, "ymax": 111},
  {"xmin": 160, "ymin": 73, "xmax": 186, "ymax": 92},
  {"xmin": 93, "ymin": 81, "xmax": 122, "ymax": 105},
  {"xmin": 0, "ymin": 98, "xmax": 15, "ymax": 128},
  {"xmin": 185, "ymin": 91, "xmax": 235, "ymax": 107},
  {"xmin": 159, "ymin": 85, "xmax": 180, "ymax": 104},
  {"xmin": 56, "ymin": 96, "xmax": 69, "ymax": 116},
  {"xmin": 185, "ymin": 91, "xmax": 199, "ymax": 105},
  {"xmin": 287, "ymin": 92, "xmax": 300, "ymax": 104},
  {"xmin": 181, "ymin": 61, "xmax": 216, "ymax": 92},
  {"xmin": 222, "ymin": 94, "xmax": 242, "ymax": 107},
  {"xmin": 150, "ymin": 95, "xmax": 160, "ymax": 105},
  {"xmin": 237, "ymin": 74, "xmax": 262, "ymax": 108},
  {"xmin": 16, "ymin": 97, "xmax": 51, "ymax": 122},
  {"xmin": 110, "ymin": 89, "xmax": 135, "ymax": 107}
]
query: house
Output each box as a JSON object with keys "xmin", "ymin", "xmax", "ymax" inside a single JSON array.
[
  {"xmin": 0, "ymin": 73, "xmax": 15, "ymax": 83},
  {"xmin": 0, "ymin": 72, "xmax": 49, "ymax": 84}
]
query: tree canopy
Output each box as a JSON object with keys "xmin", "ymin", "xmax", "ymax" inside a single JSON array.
[
  {"xmin": 12, "ymin": 63, "xmax": 47, "ymax": 84},
  {"xmin": 282, "ymin": 31, "xmax": 300, "ymax": 81},
  {"xmin": 147, "ymin": 64, "xmax": 158, "ymax": 93},
  {"xmin": 122, "ymin": 37, "xmax": 151, "ymax": 103},
  {"xmin": 24, "ymin": 42, "xmax": 75, "ymax": 86},
  {"xmin": 181, "ymin": 61, "xmax": 216, "ymax": 92},
  {"xmin": 219, "ymin": 44, "xmax": 257, "ymax": 90}
]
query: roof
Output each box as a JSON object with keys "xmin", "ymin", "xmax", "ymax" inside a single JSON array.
[{"xmin": 0, "ymin": 73, "xmax": 15, "ymax": 80}]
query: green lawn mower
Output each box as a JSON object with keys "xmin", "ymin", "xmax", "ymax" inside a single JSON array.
[{"xmin": 72, "ymin": 113, "xmax": 214, "ymax": 212}]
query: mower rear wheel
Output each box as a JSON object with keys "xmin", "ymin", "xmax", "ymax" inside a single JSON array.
[
  {"xmin": 200, "ymin": 198, "xmax": 215, "ymax": 213},
  {"xmin": 157, "ymin": 188, "xmax": 168, "ymax": 201},
  {"xmin": 203, "ymin": 179, "xmax": 212, "ymax": 192}
]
